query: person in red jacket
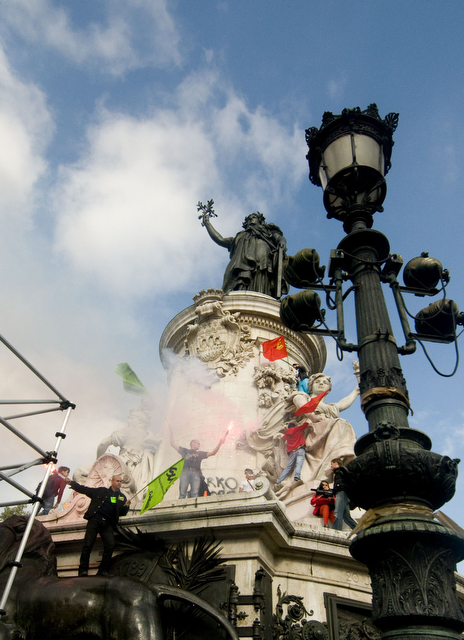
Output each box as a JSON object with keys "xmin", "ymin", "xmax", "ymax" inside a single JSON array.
[
  {"xmin": 38, "ymin": 466, "xmax": 70, "ymax": 515},
  {"xmin": 311, "ymin": 481, "xmax": 335, "ymax": 528},
  {"xmin": 275, "ymin": 421, "xmax": 308, "ymax": 487}
]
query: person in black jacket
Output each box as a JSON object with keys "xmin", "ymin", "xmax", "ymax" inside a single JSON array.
[
  {"xmin": 67, "ymin": 474, "xmax": 131, "ymax": 577},
  {"xmin": 330, "ymin": 458, "xmax": 357, "ymax": 531}
]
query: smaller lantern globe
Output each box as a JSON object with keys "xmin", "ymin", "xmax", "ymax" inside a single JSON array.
[{"xmin": 305, "ymin": 104, "xmax": 399, "ymax": 225}]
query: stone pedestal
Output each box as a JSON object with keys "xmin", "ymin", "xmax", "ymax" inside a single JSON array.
[{"xmin": 156, "ymin": 290, "xmax": 326, "ymax": 499}]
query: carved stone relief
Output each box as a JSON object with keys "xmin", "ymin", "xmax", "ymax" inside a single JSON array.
[
  {"xmin": 253, "ymin": 365, "xmax": 297, "ymax": 412},
  {"xmin": 185, "ymin": 289, "xmax": 254, "ymax": 377}
]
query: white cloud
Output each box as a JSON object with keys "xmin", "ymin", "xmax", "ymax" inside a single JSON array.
[
  {"xmin": 0, "ymin": 47, "xmax": 52, "ymax": 222},
  {"xmin": 53, "ymin": 70, "xmax": 307, "ymax": 297},
  {"xmin": 53, "ymin": 109, "xmax": 222, "ymax": 296},
  {"xmin": 327, "ymin": 76, "xmax": 347, "ymax": 100},
  {"xmin": 441, "ymin": 144, "xmax": 459, "ymax": 185},
  {"xmin": 0, "ymin": 0, "xmax": 181, "ymax": 75},
  {"xmin": 0, "ymin": 40, "xmax": 307, "ymax": 495}
]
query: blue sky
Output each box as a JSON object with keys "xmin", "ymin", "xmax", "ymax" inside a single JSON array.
[{"xmin": 0, "ymin": 0, "xmax": 463, "ymax": 528}]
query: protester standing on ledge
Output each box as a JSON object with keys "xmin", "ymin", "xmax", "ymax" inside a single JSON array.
[
  {"xmin": 67, "ymin": 474, "xmax": 130, "ymax": 577},
  {"xmin": 38, "ymin": 466, "xmax": 70, "ymax": 515},
  {"xmin": 330, "ymin": 458, "xmax": 357, "ymax": 531},
  {"xmin": 170, "ymin": 432, "xmax": 227, "ymax": 499}
]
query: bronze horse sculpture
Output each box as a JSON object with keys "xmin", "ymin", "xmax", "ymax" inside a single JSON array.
[{"xmin": 0, "ymin": 516, "xmax": 238, "ymax": 640}]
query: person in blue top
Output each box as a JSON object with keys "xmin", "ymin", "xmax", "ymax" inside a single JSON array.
[{"xmin": 293, "ymin": 364, "xmax": 309, "ymax": 393}]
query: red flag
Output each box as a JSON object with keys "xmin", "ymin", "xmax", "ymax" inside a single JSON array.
[
  {"xmin": 262, "ymin": 335, "xmax": 288, "ymax": 362},
  {"xmin": 295, "ymin": 390, "xmax": 328, "ymax": 416}
]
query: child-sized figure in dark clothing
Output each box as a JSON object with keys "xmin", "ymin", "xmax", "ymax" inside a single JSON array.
[
  {"xmin": 275, "ymin": 421, "xmax": 308, "ymax": 485},
  {"xmin": 311, "ymin": 481, "xmax": 335, "ymax": 528}
]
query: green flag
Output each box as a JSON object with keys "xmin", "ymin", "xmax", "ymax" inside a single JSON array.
[
  {"xmin": 140, "ymin": 458, "xmax": 185, "ymax": 514},
  {"xmin": 115, "ymin": 363, "xmax": 150, "ymax": 397}
]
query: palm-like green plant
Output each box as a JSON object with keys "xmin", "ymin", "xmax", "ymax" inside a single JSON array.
[
  {"xmin": 160, "ymin": 537, "xmax": 227, "ymax": 640},
  {"xmin": 113, "ymin": 528, "xmax": 227, "ymax": 639},
  {"xmin": 161, "ymin": 536, "xmax": 226, "ymax": 594}
]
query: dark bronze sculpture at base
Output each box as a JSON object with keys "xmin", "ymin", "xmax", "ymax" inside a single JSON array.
[{"xmin": 0, "ymin": 516, "xmax": 239, "ymax": 640}]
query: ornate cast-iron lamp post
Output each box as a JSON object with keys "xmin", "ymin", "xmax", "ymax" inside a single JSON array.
[{"xmin": 281, "ymin": 104, "xmax": 464, "ymax": 640}]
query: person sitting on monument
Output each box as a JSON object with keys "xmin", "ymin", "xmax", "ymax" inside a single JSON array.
[
  {"xmin": 274, "ymin": 421, "xmax": 309, "ymax": 490},
  {"xmin": 310, "ymin": 481, "xmax": 335, "ymax": 528},
  {"xmin": 293, "ymin": 365, "xmax": 309, "ymax": 393},
  {"xmin": 66, "ymin": 473, "xmax": 131, "ymax": 577},
  {"xmin": 37, "ymin": 466, "xmax": 70, "ymax": 515},
  {"xmin": 239, "ymin": 468, "xmax": 256, "ymax": 492},
  {"xmin": 170, "ymin": 432, "xmax": 227, "ymax": 499}
]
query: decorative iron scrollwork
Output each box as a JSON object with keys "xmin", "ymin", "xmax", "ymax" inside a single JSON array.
[{"xmin": 272, "ymin": 585, "xmax": 327, "ymax": 640}]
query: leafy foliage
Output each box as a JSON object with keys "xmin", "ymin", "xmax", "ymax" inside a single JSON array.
[
  {"xmin": 160, "ymin": 536, "xmax": 227, "ymax": 640},
  {"xmin": 197, "ymin": 199, "xmax": 217, "ymax": 226},
  {"xmin": 115, "ymin": 524, "xmax": 166, "ymax": 554},
  {"xmin": 161, "ymin": 536, "xmax": 226, "ymax": 595},
  {"xmin": 0, "ymin": 505, "xmax": 29, "ymax": 521},
  {"xmin": 113, "ymin": 528, "xmax": 227, "ymax": 639}
]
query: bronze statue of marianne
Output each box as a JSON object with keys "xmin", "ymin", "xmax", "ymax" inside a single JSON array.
[{"xmin": 198, "ymin": 200, "xmax": 289, "ymax": 299}]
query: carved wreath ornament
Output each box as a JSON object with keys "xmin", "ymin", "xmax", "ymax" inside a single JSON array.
[{"xmin": 185, "ymin": 290, "xmax": 254, "ymax": 377}]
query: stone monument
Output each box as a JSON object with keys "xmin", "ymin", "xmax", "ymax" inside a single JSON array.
[
  {"xmin": 22, "ymin": 206, "xmax": 464, "ymax": 640},
  {"xmin": 155, "ymin": 288, "xmax": 328, "ymax": 511}
]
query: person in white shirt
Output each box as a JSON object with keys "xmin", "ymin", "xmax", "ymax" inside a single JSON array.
[{"xmin": 239, "ymin": 468, "xmax": 256, "ymax": 492}]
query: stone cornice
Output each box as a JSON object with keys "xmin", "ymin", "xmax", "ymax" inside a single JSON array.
[
  {"xmin": 159, "ymin": 290, "xmax": 326, "ymax": 374},
  {"xmin": 46, "ymin": 480, "xmax": 355, "ymax": 561}
]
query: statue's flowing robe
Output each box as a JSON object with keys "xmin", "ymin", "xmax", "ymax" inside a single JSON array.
[
  {"xmin": 223, "ymin": 224, "xmax": 289, "ymax": 297},
  {"xmin": 248, "ymin": 391, "xmax": 356, "ymax": 484},
  {"xmin": 301, "ymin": 400, "xmax": 356, "ymax": 481}
]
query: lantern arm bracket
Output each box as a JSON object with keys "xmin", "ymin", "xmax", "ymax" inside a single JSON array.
[
  {"xmin": 331, "ymin": 265, "xmax": 358, "ymax": 352},
  {"xmin": 302, "ymin": 266, "xmax": 360, "ymax": 354},
  {"xmin": 398, "ymin": 285, "xmax": 442, "ymax": 298},
  {"xmin": 301, "ymin": 327, "xmax": 358, "ymax": 353},
  {"xmin": 384, "ymin": 273, "xmax": 417, "ymax": 355}
]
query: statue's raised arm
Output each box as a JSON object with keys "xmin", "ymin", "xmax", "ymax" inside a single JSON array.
[
  {"xmin": 198, "ymin": 199, "xmax": 233, "ymax": 249},
  {"xmin": 198, "ymin": 200, "xmax": 289, "ymax": 299}
]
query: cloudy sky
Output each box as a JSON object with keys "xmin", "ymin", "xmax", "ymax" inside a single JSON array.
[{"xmin": 0, "ymin": 0, "xmax": 463, "ymax": 528}]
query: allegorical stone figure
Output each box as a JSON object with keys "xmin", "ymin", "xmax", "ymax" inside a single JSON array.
[
  {"xmin": 96, "ymin": 409, "xmax": 161, "ymax": 497},
  {"xmin": 198, "ymin": 200, "xmax": 288, "ymax": 298}
]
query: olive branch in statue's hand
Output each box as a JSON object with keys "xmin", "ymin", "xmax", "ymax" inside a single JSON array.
[{"xmin": 197, "ymin": 199, "xmax": 217, "ymax": 226}]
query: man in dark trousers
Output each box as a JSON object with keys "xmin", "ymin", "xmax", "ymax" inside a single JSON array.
[
  {"xmin": 331, "ymin": 458, "xmax": 357, "ymax": 531},
  {"xmin": 67, "ymin": 474, "xmax": 131, "ymax": 577},
  {"xmin": 170, "ymin": 431, "xmax": 227, "ymax": 499}
]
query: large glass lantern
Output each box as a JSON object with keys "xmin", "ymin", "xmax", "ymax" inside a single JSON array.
[{"xmin": 305, "ymin": 104, "xmax": 398, "ymax": 227}]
